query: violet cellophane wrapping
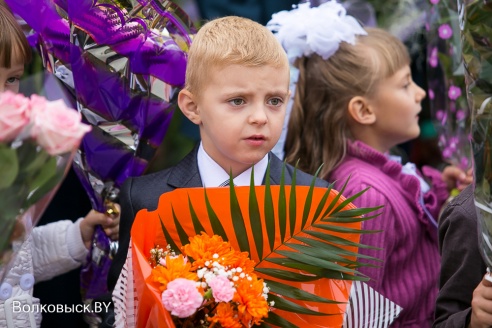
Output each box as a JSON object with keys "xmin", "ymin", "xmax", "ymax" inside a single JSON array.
[{"xmin": 5, "ymin": 0, "xmax": 194, "ymax": 300}]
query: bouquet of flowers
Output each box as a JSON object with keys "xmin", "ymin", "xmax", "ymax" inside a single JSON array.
[
  {"xmin": 0, "ymin": 91, "xmax": 91, "ymax": 283},
  {"xmin": 148, "ymin": 233, "xmax": 270, "ymax": 327},
  {"xmin": 5, "ymin": 0, "xmax": 195, "ymax": 308},
  {"xmin": 427, "ymin": 0, "xmax": 471, "ymax": 171},
  {"xmin": 457, "ymin": 0, "xmax": 492, "ymax": 270},
  {"xmin": 115, "ymin": 170, "xmax": 403, "ymax": 327}
]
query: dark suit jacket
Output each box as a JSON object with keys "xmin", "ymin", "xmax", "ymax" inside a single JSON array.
[
  {"xmin": 434, "ymin": 184, "xmax": 486, "ymax": 327},
  {"xmin": 108, "ymin": 146, "xmax": 329, "ymax": 289}
]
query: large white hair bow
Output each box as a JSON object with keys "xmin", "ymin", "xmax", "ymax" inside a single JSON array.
[{"xmin": 267, "ymin": 1, "xmax": 367, "ymax": 64}]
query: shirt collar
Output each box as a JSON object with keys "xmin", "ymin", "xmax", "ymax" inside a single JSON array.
[{"xmin": 197, "ymin": 142, "xmax": 268, "ymax": 187}]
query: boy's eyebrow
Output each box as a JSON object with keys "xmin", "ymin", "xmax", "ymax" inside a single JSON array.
[{"xmin": 222, "ymin": 90, "xmax": 290, "ymax": 99}]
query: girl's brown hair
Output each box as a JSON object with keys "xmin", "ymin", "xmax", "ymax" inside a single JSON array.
[
  {"xmin": 284, "ymin": 28, "xmax": 410, "ymax": 179},
  {"xmin": 0, "ymin": 2, "xmax": 32, "ymax": 68}
]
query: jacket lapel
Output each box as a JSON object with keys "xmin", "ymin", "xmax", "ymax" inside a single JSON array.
[
  {"xmin": 168, "ymin": 144, "xmax": 203, "ymax": 188},
  {"xmin": 265, "ymin": 152, "xmax": 292, "ymax": 185}
]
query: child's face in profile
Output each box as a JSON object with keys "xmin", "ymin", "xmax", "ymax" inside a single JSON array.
[
  {"xmin": 194, "ymin": 63, "xmax": 289, "ymax": 176},
  {"xmin": 366, "ymin": 64, "xmax": 426, "ymax": 152},
  {"xmin": 0, "ymin": 57, "xmax": 24, "ymax": 93}
]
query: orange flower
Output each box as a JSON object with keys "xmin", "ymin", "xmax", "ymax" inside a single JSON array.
[
  {"xmin": 234, "ymin": 275, "xmax": 269, "ymax": 326},
  {"xmin": 150, "ymin": 254, "xmax": 197, "ymax": 291},
  {"xmin": 208, "ymin": 303, "xmax": 242, "ymax": 328},
  {"xmin": 229, "ymin": 251, "xmax": 256, "ymax": 275},
  {"xmin": 183, "ymin": 233, "xmax": 237, "ymax": 270}
]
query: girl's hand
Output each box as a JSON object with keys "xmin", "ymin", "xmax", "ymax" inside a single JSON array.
[
  {"xmin": 441, "ymin": 166, "xmax": 473, "ymax": 192},
  {"xmin": 79, "ymin": 204, "xmax": 121, "ymax": 249}
]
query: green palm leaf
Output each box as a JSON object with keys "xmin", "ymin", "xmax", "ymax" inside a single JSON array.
[
  {"xmin": 289, "ymin": 161, "xmax": 298, "ymax": 236},
  {"xmin": 188, "ymin": 194, "xmax": 205, "ymax": 234},
  {"xmin": 204, "ymin": 189, "xmax": 227, "ymax": 240},
  {"xmin": 249, "ymin": 166, "xmax": 263, "ymax": 260},
  {"xmin": 264, "ymin": 161, "xmax": 275, "ymax": 250},
  {"xmin": 228, "ymin": 171, "xmax": 250, "ymax": 255},
  {"xmin": 159, "ymin": 163, "xmax": 381, "ymax": 326}
]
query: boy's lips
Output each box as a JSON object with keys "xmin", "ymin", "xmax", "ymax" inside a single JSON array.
[{"xmin": 245, "ymin": 134, "xmax": 266, "ymax": 146}]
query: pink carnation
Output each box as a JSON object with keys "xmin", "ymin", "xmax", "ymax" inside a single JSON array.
[
  {"xmin": 0, "ymin": 91, "xmax": 31, "ymax": 142},
  {"xmin": 161, "ymin": 278, "xmax": 203, "ymax": 318},
  {"xmin": 208, "ymin": 275, "xmax": 235, "ymax": 302},
  {"xmin": 30, "ymin": 95, "xmax": 91, "ymax": 155}
]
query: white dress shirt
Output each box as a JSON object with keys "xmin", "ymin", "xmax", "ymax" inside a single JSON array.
[{"xmin": 197, "ymin": 142, "xmax": 268, "ymax": 187}]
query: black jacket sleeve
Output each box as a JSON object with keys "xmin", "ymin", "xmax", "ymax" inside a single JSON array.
[{"xmin": 434, "ymin": 185, "xmax": 487, "ymax": 328}]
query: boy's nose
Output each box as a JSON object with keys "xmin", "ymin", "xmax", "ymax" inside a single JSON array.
[{"xmin": 249, "ymin": 105, "xmax": 268, "ymax": 125}]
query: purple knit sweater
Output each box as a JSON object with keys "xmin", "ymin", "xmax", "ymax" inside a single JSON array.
[{"xmin": 329, "ymin": 141, "xmax": 449, "ymax": 327}]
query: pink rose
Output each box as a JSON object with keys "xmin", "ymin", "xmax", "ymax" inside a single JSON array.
[
  {"xmin": 208, "ymin": 275, "xmax": 235, "ymax": 302},
  {"xmin": 0, "ymin": 91, "xmax": 31, "ymax": 142},
  {"xmin": 30, "ymin": 96, "xmax": 91, "ymax": 155},
  {"xmin": 161, "ymin": 278, "xmax": 203, "ymax": 318}
]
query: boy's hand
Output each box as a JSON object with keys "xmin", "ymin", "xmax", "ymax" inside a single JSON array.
[
  {"xmin": 470, "ymin": 273, "xmax": 492, "ymax": 328},
  {"xmin": 442, "ymin": 166, "xmax": 473, "ymax": 192},
  {"xmin": 79, "ymin": 204, "xmax": 121, "ymax": 249}
]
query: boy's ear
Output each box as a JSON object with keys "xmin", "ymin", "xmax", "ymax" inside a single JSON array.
[
  {"xmin": 347, "ymin": 96, "xmax": 376, "ymax": 125},
  {"xmin": 178, "ymin": 89, "xmax": 201, "ymax": 124}
]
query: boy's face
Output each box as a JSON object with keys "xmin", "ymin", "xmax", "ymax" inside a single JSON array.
[{"xmin": 184, "ymin": 64, "xmax": 289, "ymax": 176}]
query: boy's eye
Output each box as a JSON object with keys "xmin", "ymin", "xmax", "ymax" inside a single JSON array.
[
  {"xmin": 229, "ymin": 98, "xmax": 244, "ymax": 106},
  {"xmin": 268, "ymin": 98, "xmax": 283, "ymax": 106}
]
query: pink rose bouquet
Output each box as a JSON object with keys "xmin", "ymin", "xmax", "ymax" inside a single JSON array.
[{"xmin": 0, "ymin": 91, "xmax": 91, "ymax": 282}]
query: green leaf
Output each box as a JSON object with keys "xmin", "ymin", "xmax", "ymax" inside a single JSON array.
[
  {"xmin": 172, "ymin": 205, "xmax": 189, "ymax": 247},
  {"xmin": 255, "ymin": 268, "xmax": 319, "ymax": 282},
  {"xmin": 159, "ymin": 215, "xmax": 181, "ymax": 255},
  {"xmin": 330, "ymin": 187, "xmax": 370, "ymax": 214},
  {"xmin": 267, "ymin": 294, "xmax": 330, "ymax": 315},
  {"xmin": 229, "ymin": 171, "xmax": 250, "ymax": 254},
  {"xmin": 24, "ymin": 157, "xmax": 63, "ymax": 207},
  {"xmin": 275, "ymin": 250, "xmax": 359, "ymax": 274},
  {"xmin": 328, "ymin": 207, "xmax": 383, "ymax": 218},
  {"xmin": 321, "ymin": 176, "xmax": 349, "ymax": 218},
  {"xmin": 264, "ymin": 312, "xmax": 299, "ymax": 328},
  {"xmin": 294, "ymin": 236, "xmax": 382, "ymax": 262},
  {"xmin": 285, "ymin": 243, "xmax": 362, "ymax": 266},
  {"xmin": 307, "ymin": 224, "xmax": 381, "ymax": 235},
  {"xmin": 278, "ymin": 163, "xmax": 287, "ymax": 242},
  {"xmin": 0, "ymin": 145, "xmax": 18, "ymax": 189},
  {"xmin": 266, "ymin": 257, "xmax": 335, "ymax": 275},
  {"xmin": 301, "ymin": 165, "xmax": 323, "ymax": 229},
  {"xmin": 204, "ymin": 189, "xmax": 228, "ymax": 241},
  {"xmin": 289, "ymin": 161, "xmax": 298, "ymax": 236},
  {"xmin": 265, "ymin": 279, "xmax": 344, "ymax": 304},
  {"xmin": 311, "ymin": 183, "xmax": 333, "ymax": 222},
  {"xmin": 305, "ymin": 230, "xmax": 380, "ymax": 250},
  {"xmin": 264, "ymin": 160, "xmax": 275, "ymax": 251},
  {"xmin": 249, "ymin": 166, "xmax": 263, "ymax": 259},
  {"xmin": 188, "ymin": 195, "xmax": 205, "ymax": 234}
]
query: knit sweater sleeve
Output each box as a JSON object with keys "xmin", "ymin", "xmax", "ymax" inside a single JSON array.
[
  {"xmin": 31, "ymin": 219, "xmax": 88, "ymax": 282},
  {"xmin": 336, "ymin": 179, "xmax": 393, "ymax": 290},
  {"xmin": 422, "ymin": 165, "xmax": 449, "ymax": 218}
]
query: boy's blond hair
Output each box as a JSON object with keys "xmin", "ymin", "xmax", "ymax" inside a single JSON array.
[
  {"xmin": 0, "ymin": 2, "xmax": 31, "ymax": 68},
  {"xmin": 185, "ymin": 16, "xmax": 289, "ymax": 95}
]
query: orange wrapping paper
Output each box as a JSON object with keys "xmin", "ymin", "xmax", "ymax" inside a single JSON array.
[{"xmin": 131, "ymin": 185, "xmax": 361, "ymax": 327}]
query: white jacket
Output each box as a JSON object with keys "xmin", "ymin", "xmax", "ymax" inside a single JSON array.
[{"xmin": 0, "ymin": 219, "xmax": 88, "ymax": 328}]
